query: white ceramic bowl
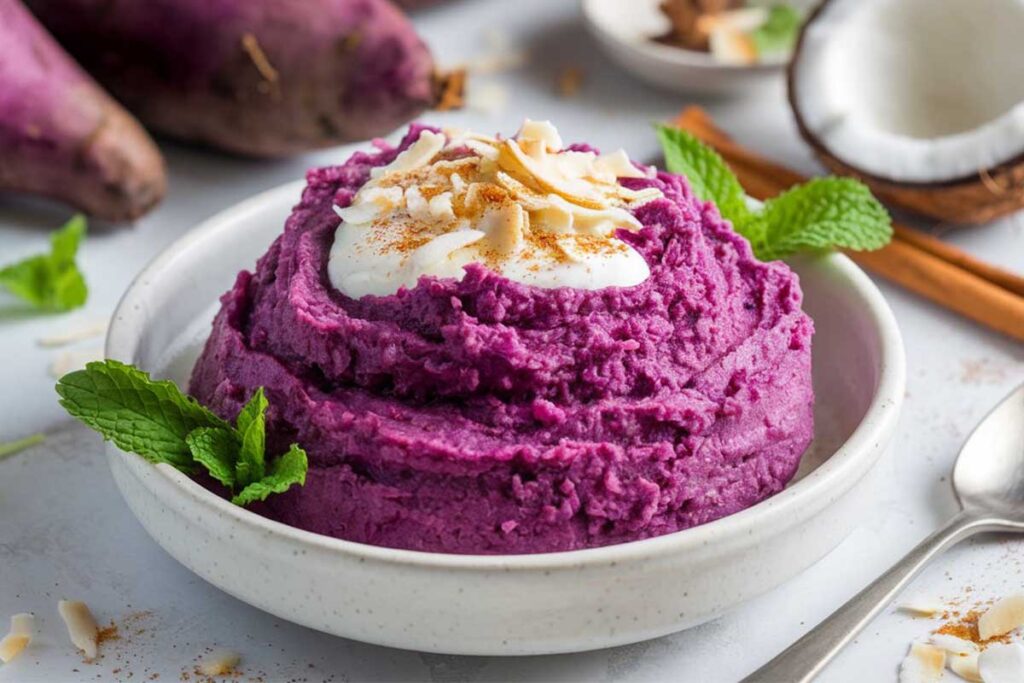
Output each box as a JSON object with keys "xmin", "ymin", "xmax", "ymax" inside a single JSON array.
[
  {"xmin": 582, "ymin": 0, "xmax": 808, "ymax": 95},
  {"xmin": 105, "ymin": 178, "xmax": 905, "ymax": 656}
]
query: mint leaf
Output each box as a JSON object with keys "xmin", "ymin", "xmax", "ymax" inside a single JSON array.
[
  {"xmin": 759, "ymin": 177, "xmax": 893, "ymax": 260},
  {"xmin": 232, "ymin": 443, "xmax": 308, "ymax": 506},
  {"xmin": 56, "ymin": 360, "xmax": 309, "ymax": 506},
  {"xmin": 56, "ymin": 360, "xmax": 229, "ymax": 470},
  {"xmin": 656, "ymin": 125, "xmax": 750, "ymax": 223},
  {"xmin": 235, "ymin": 388, "xmax": 268, "ymax": 487},
  {"xmin": 186, "ymin": 427, "xmax": 238, "ymax": 487},
  {"xmin": 0, "ymin": 433, "xmax": 45, "ymax": 461},
  {"xmin": 0, "ymin": 215, "xmax": 88, "ymax": 312},
  {"xmin": 752, "ymin": 4, "xmax": 802, "ymax": 57},
  {"xmin": 658, "ymin": 125, "xmax": 892, "ymax": 261}
]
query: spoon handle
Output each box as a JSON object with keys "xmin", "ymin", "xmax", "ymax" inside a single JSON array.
[{"xmin": 743, "ymin": 511, "xmax": 1003, "ymax": 683}]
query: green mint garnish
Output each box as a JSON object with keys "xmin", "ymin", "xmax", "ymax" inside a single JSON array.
[
  {"xmin": 0, "ymin": 215, "xmax": 88, "ymax": 312},
  {"xmin": 751, "ymin": 4, "xmax": 802, "ymax": 57},
  {"xmin": 656, "ymin": 125, "xmax": 750, "ymax": 224},
  {"xmin": 56, "ymin": 360, "xmax": 307, "ymax": 505},
  {"xmin": 0, "ymin": 433, "xmax": 45, "ymax": 461},
  {"xmin": 656, "ymin": 125, "xmax": 892, "ymax": 261},
  {"xmin": 231, "ymin": 443, "xmax": 309, "ymax": 507}
]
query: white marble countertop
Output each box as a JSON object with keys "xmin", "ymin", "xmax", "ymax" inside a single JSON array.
[{"xmin": 1, "ymin": 1, "xmax": 1022, "ymax": 681}]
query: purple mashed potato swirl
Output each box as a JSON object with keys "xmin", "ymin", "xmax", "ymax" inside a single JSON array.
[{"xmin": 189, "ymin": 125, "xmax": 815, "ymax": 554}]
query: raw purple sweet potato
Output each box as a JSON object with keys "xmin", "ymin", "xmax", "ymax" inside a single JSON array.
[
  {"xmin": 26, "ymin": 0, "xmax": 437, "ymax": 157},
  {"xmin": 0, "ymin": 0, "xmax": 166, "ymax": 221}
]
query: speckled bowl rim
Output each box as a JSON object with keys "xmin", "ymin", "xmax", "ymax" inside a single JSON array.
[{"xmin": 106, "ymin": 179, "xmax": 906, "ymax": 571}]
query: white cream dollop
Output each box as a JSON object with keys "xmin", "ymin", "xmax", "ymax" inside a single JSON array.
[{"xmin": 328, "ymin": 121, "xmax": 661, "ymax": 299}]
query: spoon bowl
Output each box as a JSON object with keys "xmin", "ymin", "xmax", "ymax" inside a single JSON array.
[{"xmin": 954, "ymin": 383, "xmax": 1024, "ymax": 519}]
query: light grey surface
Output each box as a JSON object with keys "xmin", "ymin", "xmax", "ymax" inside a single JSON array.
[{"xmin": 0, "ymin": 1, "xmax": 1022, "ymax": 681}]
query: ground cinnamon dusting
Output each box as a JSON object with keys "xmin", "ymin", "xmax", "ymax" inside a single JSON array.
[
  {"xmin": 935, "ymin": 608, "xmax": 1014, "ymax": 647},
  {"xmin": 97, "ymin": 622, "xmax": 120, "ymax": 645}
]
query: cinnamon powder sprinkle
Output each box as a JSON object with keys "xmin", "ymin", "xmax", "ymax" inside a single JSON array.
[
  {"xmin": 934, "ymin": 609, "xmax": 1014, "ymax": 647},
  {"xmin": 97, "ymin": 621, "xmax": 120, "ymax": 645}
]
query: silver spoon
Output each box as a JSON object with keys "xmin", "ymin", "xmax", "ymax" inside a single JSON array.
[{"xmin": 745, "ymin": 383, "xmax": 1024, "ymax": 682}]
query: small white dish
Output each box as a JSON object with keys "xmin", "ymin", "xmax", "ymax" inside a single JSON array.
[
  {"xmin": 582, "ymin": 0, "xmax": 798, "ymax": 95},
  {"xmin": 104, "ymin": 176, "xmax": 905, "ymax": 656}
]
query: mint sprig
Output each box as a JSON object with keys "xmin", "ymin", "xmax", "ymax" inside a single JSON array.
[
  {"xmin": 751, "ymin": 4, "xmax": 802, "ymax": 57},
  {"xmin": 0, "ymin": 215, "xmax": 88, "ymax": 312},
  {"xmin": 56, "ymin": 360, "xmax": 307, "ymax": 506},
  {"xmin": 656, "ymin": 125, "xmax": 892, "ymax": 261}
]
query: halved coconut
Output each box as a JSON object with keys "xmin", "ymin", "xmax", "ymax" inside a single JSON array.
[{"xmin": 788, "ymin": 0, "xmax": 1024, "ymax": 224}]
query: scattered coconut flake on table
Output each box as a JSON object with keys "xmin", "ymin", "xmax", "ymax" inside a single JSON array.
[
  {"xmin": 978, "ymin": 595, "xmax": 1024, "ymax": 641},
  {"xmin": 929, "ymin": 633, "xmax": 982, "ymax": 681},
  {"xmin": 899, "ymin": 642, "xmax": 946, "ymax": 683},
  {"xmin": 466, "ymin": 83, "xmax": 508, "ymax": 115},
  {"xmin": 48, "ymin": 347, "xmax": 103, "ymax": 379},
  {"xmin": 0, "ymin": 613, "xmax": 34, "ymax": 664},
  {"xmin": 197, "ymin": 648, "xmax": 240, "ymax": 676},
  {"xmin": 931, "ymin": 633, "xmax": 980, "ymax": 656},
  {"xmin": 36, "ymin": 317, "xmax": 109, "ymax": 348},
  {"xmin": 465, "ymin": 28, "xmax": 529, "ymax": 75},
  {"xmin": 949, "ymin": 650, "xmax": 982, "ymax": 683},
  {"xmin": 58, "ymin": 600, "xmax": 99, "ymax": 661},
  {"xmin": 900, "ymin": 599, "xmax": 949, "ymax": 617},
  {"xmin": 978, "ymin": 643, "xmax": 1024, "ymax": 683}
]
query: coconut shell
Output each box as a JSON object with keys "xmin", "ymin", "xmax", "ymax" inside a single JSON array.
[{"xmin": 787, "ymin": 0, "xmax": 1024, "ymax": 225}]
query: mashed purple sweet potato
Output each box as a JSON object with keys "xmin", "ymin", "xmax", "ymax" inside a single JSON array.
[{"xmin": 189, "ymin": 126, "xmax": 815, "ymax": 554}]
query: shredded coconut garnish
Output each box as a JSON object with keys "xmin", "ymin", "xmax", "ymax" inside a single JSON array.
[
  {"xmin": 335, "ymin": 121, "xmax": 658, "ymax": 274},
  {"xmin": 0, "ymin": 613, "xmax": 34, "ymax": 664},
  {"xmin": 978, "ymin": 595, "xmax": 1024, "ymax": 641},
  {"xmin": 899, "ymin": 600, "xmax": 948, "ymax": 618},
  {"xmin": 978, "ymin": 643, "xmax": 1024, "ymax": 683},
  {"xmin": 197, "ymin": 648, "xmax": 240, "ymax": 676},
  {"xmin": 899, "ymin": 642, "xmax": 946, "ymax": 683},
  {"xmin": 36, "ymin": 318, "xmax": 108, "ymax": 348},
  {"xmin": 58, "ymin": 600, "xmax": 99, "ymax": 661}
]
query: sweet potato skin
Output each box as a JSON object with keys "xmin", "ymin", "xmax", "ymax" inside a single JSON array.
[
  {"xmin": 26, "ymin": 0, "xmax": 436, "ymax": 157},
  {"xmin": 0, "ymin": 0, "xmax": 166, "ymax": 221}
]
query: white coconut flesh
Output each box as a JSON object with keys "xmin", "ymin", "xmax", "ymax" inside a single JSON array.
[{"xmin": 791, "ymin": 0, "xmax": 1024, "ymax": 183}]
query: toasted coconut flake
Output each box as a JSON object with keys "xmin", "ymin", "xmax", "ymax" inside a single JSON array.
[
  {"xmin": 899, "ymin": 642, "xmax": 946, "ymax": 683},
  {"xmin": 407, "ymin": 230, "xmax": 486, "ymax": 270},
  {"xmin": 0, "ymin": 613, "xmax": 34, "ymax": 663},
  {"xmin": 197, "ymin": 649, "xmax": 241, "ymax": 676},
  {"xmin": 978, "ymin": 595, "xmax": 1024, "ymax": 641},
  {"xmin": 931, "ymin": 633, "xmax": 979, "ymax": 656},
  {"xmin": 899, "ymin": 600, "xmax": 949, "ymax": 617},
  {"xmin": 949, "ymin": 651, "xmax": 982, "ymax": 682},
  {"xmin": 497, "ymin": 140, "xmax": 608, "ymax": 210},
  {"xmin": 478, "ymin": 204, "xmax": 527, "ymax": 256},
  {"xmin": 593, "ymin": 150, "xmax": 647, "ymax": 180},
  {"xmin": 518, "ymin": 120, "xmax": 563, "ymax": 152},
  {"xmin": 37, "ymin": 318, "xmax": 109, "ymax": 348},
  {"xmin": 372, "ymin": 130, "xmax": 446, "ymax": 178},
  {"xmin": 465, "ymin": 83, "xmax": 508, "ymax": 115},
  {"xmin": 58, "ymin": 600, "xmax": 99, "ymax": 661},
  {"xmin": 978, "ymin": 643, "xmax": 1024, "ymax": 683}
]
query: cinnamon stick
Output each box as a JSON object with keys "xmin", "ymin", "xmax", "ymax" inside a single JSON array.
[{"xmin": 673, "ymin": 107, "xmax": 1024, "ymax": 342}]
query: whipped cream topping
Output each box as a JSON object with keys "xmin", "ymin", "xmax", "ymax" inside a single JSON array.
[{"xmin": 328, "ymin": 121, "xmax": 662, "ymax": 299}]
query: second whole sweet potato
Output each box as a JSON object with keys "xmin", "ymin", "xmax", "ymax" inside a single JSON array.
[{"xmin": 26, "ymin": 0, "xmax": 437, "ymax": 157}]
